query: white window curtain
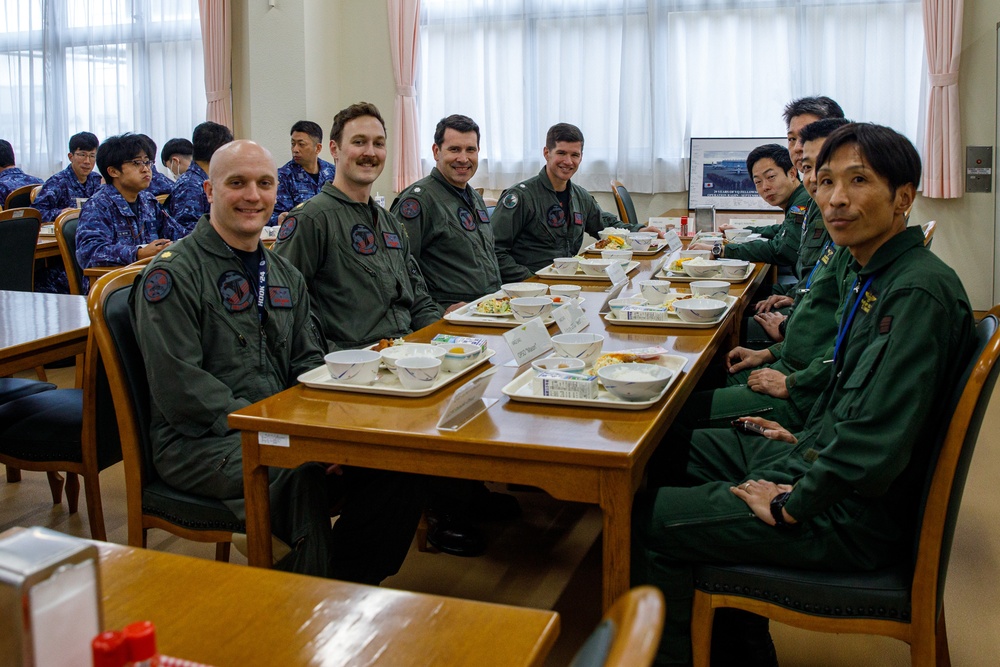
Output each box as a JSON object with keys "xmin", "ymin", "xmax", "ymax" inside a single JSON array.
[
  {"xmin": 0, "ymin": 0, "xmax": 206, "ymax": 178},
  {"xmin": 419, "ymin": 0, "xmax": 925, "ymax": 194}
]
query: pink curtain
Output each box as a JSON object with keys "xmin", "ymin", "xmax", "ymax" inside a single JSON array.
[
  {"xmin": 921, "ymin": 0, "xmax": 963, "ymax": 198},
  {"xmin": 388, "ymin": 0, "xmax": 422, "ymax": 192},
  {"xmin": 198, "ymin": 0, "xmax": 233, "ymax": 129}
]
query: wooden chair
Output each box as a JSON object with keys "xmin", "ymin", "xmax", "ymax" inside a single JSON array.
[
  {"xmin": 89, "ymin": 268, "xmax": 242, "ymax": 561},
  {"xmin": 0, "ymin": 292, "xmax": 122, "ymax": 541},
  {"xmin": 0, "ymin": 208, "xmax": 41, "ymax": 292},
  {"xmin": 154, "ymin": 193, "xmax": 169, "ymax": 205},
  {"xmin": 921, "ymin": 220, "xmax": 937, "ymax": 248},
  {"xmin": 690, "ymin": 305, "xmax": 1000, "ymax": 667},
  {"xmin": 54, "ymin": 208, "xmax": 84, "ymax": 295},
  {"xmin": 610, "ymin": 180, "xmax": 640, "ymax": 228},
  {"xmin": 569, "ymin": 586, "xmax": 665, "ymax": 667},
  {"xmin": 4, "ymin": 184, "xmax": 37, "ymax": 210},
  {"xmin": 30, "ymin": 184, "xmax": 42, "ymax": 203}
]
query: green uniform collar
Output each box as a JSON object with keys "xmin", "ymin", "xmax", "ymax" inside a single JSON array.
[
  {"xmin": 783, "ymin": 182, "xmax": 810, "ymax": 213},
  {"xmin": 189, "ymin": 214, "xmax": 260, "ymax": 259},
  {"xmin": 852, "ymin": 225, "xmax": 924, "ymax": 277},
  {"xmin": 429, "ymin": 167, "xmax": 478, "ymax": 203},
  {"xmin": 320, "ymin": 181, "xmax": 377, "ymax": 208}
]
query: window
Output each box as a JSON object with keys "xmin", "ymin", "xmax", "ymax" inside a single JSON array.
[
  {"xmin": 419, "ymin": 0, "xmax": 924, "ymax": 193},
  {"xmin": 0, "ymin": 0, "xmax": 206, "ymax": 177}
]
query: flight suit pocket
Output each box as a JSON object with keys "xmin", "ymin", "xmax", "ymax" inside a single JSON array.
[{"xmin": 842, "ymin": 335, "xmax": 889, "ymax": 390}]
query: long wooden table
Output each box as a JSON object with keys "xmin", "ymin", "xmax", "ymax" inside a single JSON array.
[
  {"xmin": 0, "ymin": 290, "xmax": 89, "ymax": 376},
  {"xmin": 97, "ymin": 541, "xmax": 559, "ymax": 666},
  {"xmin": 230, "ymin": 256, "xmax": 767, "ymax": 611}
]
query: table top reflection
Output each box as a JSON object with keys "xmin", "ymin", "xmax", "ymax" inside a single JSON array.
[{"xmin": 0, "ymin": 290, "xmax": 89, "ymax": 375}]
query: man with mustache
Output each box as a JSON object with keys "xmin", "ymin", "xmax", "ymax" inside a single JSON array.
[{"xmin": 273, "ymin": 101, "xmax": 441, "ymax": 350}]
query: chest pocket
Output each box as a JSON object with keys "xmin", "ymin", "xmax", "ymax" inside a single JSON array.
[{"xmin": 842, "ymin": 335, "xmax": 890, "ymax": 390}]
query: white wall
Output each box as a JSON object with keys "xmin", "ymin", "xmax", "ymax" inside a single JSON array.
[{"xmin": 234, "ymin": 0, "xmax": 999, "ymax": 309}]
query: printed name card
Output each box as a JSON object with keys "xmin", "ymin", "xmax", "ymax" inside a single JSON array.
[
  {"xmin": 662, "ymin": 229, "xmax": 682, "ymax": 252},
  {"xmin": 502, "ymin": 317, "xmax": 553, "ymax": 366},
  {"xmin": 553, "ymin": 301, "xmax": 588, "ymax": 334},
  {"xmin": 606, "ymin": 260, "xmax": 628, "ymax": 287},
  {"xmin": 598, "ymin": 281, "xmax": 626, "ymax": 313},
  {"xmin": 436, "ymin": 368, "xmax": 498, "ymax": 431}
]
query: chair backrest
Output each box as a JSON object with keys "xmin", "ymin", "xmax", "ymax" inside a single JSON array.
[
  {"xmin": 4, "ymin": 184, "xmax": 36, "ymax": 210},
  {"xmin": 912, "ymin": 306, "xmax": 1000, "ymax": 616},
  {"xmin": 569, "ymin": 586, "xmax": 664, "ymax": 667},
  {"xmin": 921, "ymin": 220, "xmax": 936, "ymax": 248},
  {"xmin": 0, "ymin": 210, "xmax": 41, "ymax": 291},
  {"xmin": 89, "ymin": 267, "xmax": 160, "ymax": 506},
  {"xmin": 155, "ymin": 193, "xmax": 169, "ymax": 205},
  {"xmin": 30, "ymin": 185, "xmax": 41, "ymax": 203},
  {"xmin": 610, "ymin": 180, "xmax": 639, "ymax": 228},
  {"xmin": 55, "ymin": 208, "xmax": 84, "ymax": 295}
]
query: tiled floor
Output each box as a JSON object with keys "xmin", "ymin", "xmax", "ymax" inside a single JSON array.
[{"xmin": 4, "ymin": 365, "xmax": 1000, "ymax": 665}]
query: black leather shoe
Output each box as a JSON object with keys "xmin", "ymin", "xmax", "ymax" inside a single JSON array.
[{"xmin": 426, "ymin": 512, "xmax": 487, "ymax": 557}]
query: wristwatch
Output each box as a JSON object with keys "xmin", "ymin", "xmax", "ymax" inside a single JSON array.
[
  {"xmin": 777, "ymin": 318, "xmax": 788, "ymax": 337},
  {"xmin": 712, "ymin": 241, "xmax": 723, "ymax": 258},
  {"xmin": 770, "ymin": 491, "xmax": 795, "ymax": 528}
]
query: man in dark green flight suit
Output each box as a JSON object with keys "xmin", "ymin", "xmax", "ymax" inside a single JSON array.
[
  {"xmin": 632, "ymin": 123, "xmax": 976, "ymax": 665},
  {"xmin": 133, "ymin": 140, "xmax": 422, "ymax": 584}
]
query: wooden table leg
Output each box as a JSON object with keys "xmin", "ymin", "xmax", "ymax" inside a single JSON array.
[
  {"xmin": 600, "ymin": 469, "xmax": 634, "ymax": 613},
  {"xmin": 241, "ymin": 431, "xmax": 273, "ymax": 568}
]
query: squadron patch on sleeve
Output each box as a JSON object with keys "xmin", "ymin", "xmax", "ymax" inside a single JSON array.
[
  {"xmin": 351, "ymin": 224, "xmax": 377, "ymax": 255},
  {"xmin": 546, "ymin": 204, "xmax": 566, "ymax": 228},
  {"xmin": 502, "ymin": 192, "xmax": 519, "ymax": 209},
  {"xmin": 382, "ymin": 231, "xmax": 402, "ymax": 249},
  {"xmin": 277, "ymin": 216, "xmax": 297, "ymax": 241},
  {"xmin": 142, "ymin": 268, "xmax": 173, "ymax": 303},
  {"xmin": 218, "ymin": 270, "xmax": 253, "ymax": 313},
  {"xmin": 458, "ymin": 207, "xmax": 477, "ymax": 231},
  {"xmin": 398, "ymin": 198, "xmax": 421, "ymax": 219},
  {"xmin": 268, "ymin": 286, "xmax": 293, "ymax": 308},
  {"xmin": 573, "ymin": 212, "xmax": 583, "ymax": 226},
  {"xmin": 790, "ymin": 205, "xmax": 807, "ymax": 215}
]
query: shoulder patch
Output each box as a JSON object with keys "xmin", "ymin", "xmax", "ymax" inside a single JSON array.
[
  {"xmin": 277, "ymin": 216, "xmax": 297, "ymax": 241},
  {"xmin": 399, "ymin": 198, "xmax": 421, "ymax": 219},
  {"xmin": 502, "ymin": 192, "xmax": 519, "ymax": 209},
  {"xmin": 789, "ymin": 205, "xmax": 807, "ymax": 215},
  {"xmin": 142, "ymin": 268, "xmax": 173, "ymax": 303}
]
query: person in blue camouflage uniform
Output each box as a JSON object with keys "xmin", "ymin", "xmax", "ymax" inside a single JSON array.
[
  {"xmin": 160, "ymin": 137, "xmax": 193, "ymax": 181},
  {"xmin": 0, "ymin": 139, "xmax": 43, "ymax": 204},
  {"xmin": 33, "ymin": 132, "xmax": 103, "ymax": 222},
  {"xmin": 270, "ymin": 120, "xmax": 336, "ymax": 225},
  {"xmin": 137, "ymin": 134, "xmax": 175, "ymax": 197},
  {"xmin": 75, "ymin": 133, "xmax": 183, "ymax": 292},
  {"xmin": 167, "ymin": 121, "xmax": 233, "ymax": 233}
]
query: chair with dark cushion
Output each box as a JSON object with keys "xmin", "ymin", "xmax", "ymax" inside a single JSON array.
[
  {"xmin": 690, "ymin": 305, "xmax": 1000, "ymax": 666},
  {"xmin": 4, "ymin": 184, "xmax": 36, "ymax": 210},
  {"xmin": 54, "ymin": 208, "xmax": 84, "ymax": 295},
  {"xmin": 0, "ymin": 207, "xmax": 41, "ymax": 291},
  {"xmin": 569, "ymin": 586, "xmax": 665, "ymax": 667},
  {"xmin": 89, "ymin": 268, "xmax": 242, "ymax": 561},
  {"xmin": 611, "ymin": 180, "xmax": 640, "ymax": 228}
]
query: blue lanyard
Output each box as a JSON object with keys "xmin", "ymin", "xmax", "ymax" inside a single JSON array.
[
  {"xmin": 804, "ymin": 241, "xmax": 834, "ymax": 290},
  {"xmin": 833, "ymin": 274, "xmax": 875, "ymax": 364},
  {"xmin": 254, "ymin": 254, "xmax": 268, "ymax": 324}
]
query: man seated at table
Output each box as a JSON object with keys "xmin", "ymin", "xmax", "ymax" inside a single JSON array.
[
  {"xmin": 0, "ymin": 139, "xmax": 43, "ymax": 204},
  {"xmin": 271, "ymin": 120, "xmax": 337, "ymax": 225},
  {"xmin": 160, "ymin": 137, "xmax": 193, "ymax": 181},
  {"xmin": 168, "ymin": 121, "xmax": 233, "ymax": 233},
  {"xmin": 632, "ymin": 122, "xmax": 975, "ymax": 666},
  {"xmin": 132, "ymin": 139, "xmax": 424, "ymax": 584},
  {"xmin": 33, "ymin": 131, "xmax": 103, "ymax": 222},
  {"xmin": 491, "ymin": 122, "xmax": 661, "ymax": 282},
  {"xmin": 390, "ymin": 114, "xmax": 501, "ymax": 310},
  {"xmin": 75, "ymin": 133, "xmax": 183, "ymax": 292},
  {"xmin": 137, "ymin": 134, "xmax": 176, "ymax": 197}
]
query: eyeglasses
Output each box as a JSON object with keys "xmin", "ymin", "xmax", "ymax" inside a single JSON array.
[
  {"xmin": 73, "ymin": 151, "xmax": 97, "ymax": 161},
  {"xmin": 125, "ymin": 159, "xmax": 154, "ymax": 170}
]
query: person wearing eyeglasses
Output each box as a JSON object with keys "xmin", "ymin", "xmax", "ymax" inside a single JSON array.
[
  {"xmin": 75, "ymin": 133, "xmax": 185, "ymax": 292},
  {"xmin": 137, "ymin": 134, "xmax": 177, "ymax": 197},
  {"xmin": 32, "ymin": 131, "xmax": 103, "ymax": 223}
]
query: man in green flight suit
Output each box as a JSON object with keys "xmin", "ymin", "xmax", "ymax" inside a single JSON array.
[
  {"xmin": 272, "ymin": 102, "xmax": 442, "ymax": 350},
  {"xmin": 391, "ymin": 114, "xmax": 501, "ymax": 309},
  {"xmin": 491, "ymin": 122, "xmax": 660, "ymax": 281},
  {"xmin": 632, "ymin": 123, "xmax": 976, "ymax": 666},
  {"xmin": 133, "ymin": 140, "xmax": 423, "ymax": 584}
]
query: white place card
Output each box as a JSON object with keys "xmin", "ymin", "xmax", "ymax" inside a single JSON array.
[
  {"xmin": 259, "ymin": 432, "xmax": 290, "ymax": 447},
  {"xmin": 553, "ymin": 301, "xmax": 588, "ymax": 334},
  {"xmin": 662, "ymin": 229, "xmax": 682, "ymax": 252},
  {"xmin": 606, "ymin": 260, "xmax": 628, "ymax": 287},
  {"xmin": 502, "ymin": 317, "xmax": 552, "ymax": 366},
  {"xmin": 598, "ymin": 281, "xmax": 626, "ymax": 312},
  {"xmin": 436, "ymin": 368, "xmax": 499, "ymax": 431}
]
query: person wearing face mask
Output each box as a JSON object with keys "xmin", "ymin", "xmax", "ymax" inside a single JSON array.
[
  {"xmin": 160, "ymin": 138, "xmax": 194, "ymax": 181},
  {"xmin": 491, "ymin": 123, "xmax": 660, "ymax": 282}
]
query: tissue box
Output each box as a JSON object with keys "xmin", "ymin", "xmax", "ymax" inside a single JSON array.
[
  {"xmin": 622, "ymin": 305, "xmax": 671, "ymax": 321},
  {"xmin": 533, "ymin": 371, "xmax": 599, "ymax": 399},
  {"xmin": 0, "ymin": 527, "xmax": 102, "ymax": 667}
]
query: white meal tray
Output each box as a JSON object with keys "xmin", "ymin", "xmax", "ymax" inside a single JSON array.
[
  {"xmin": 501, "ymin": 354, "xmax": 686, "ymax": 410},
  {"xmin": 39, "ymin": 224, "xmax": 55, "ymax": 236},
  {"xmin": 603, "ymin": 295, "xmax": 737, "ymax": 329},
  {"xmin": 298, "ymin": 348, "xmax": 496, "ymax": 397},
  {"xmin": 656, "ymin": 261, "xmax": 754, "ymax": 283},
  {"xmin": 535, "ymin": 260, "xmax": 640, "ymax": 281},
  {"xmin": 443, "ymin": 291, "xmax": 566, "ymax": 328},
  {"xmin": 582, "ymin": 239, "xmax": 669, "ymax": 256}
]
